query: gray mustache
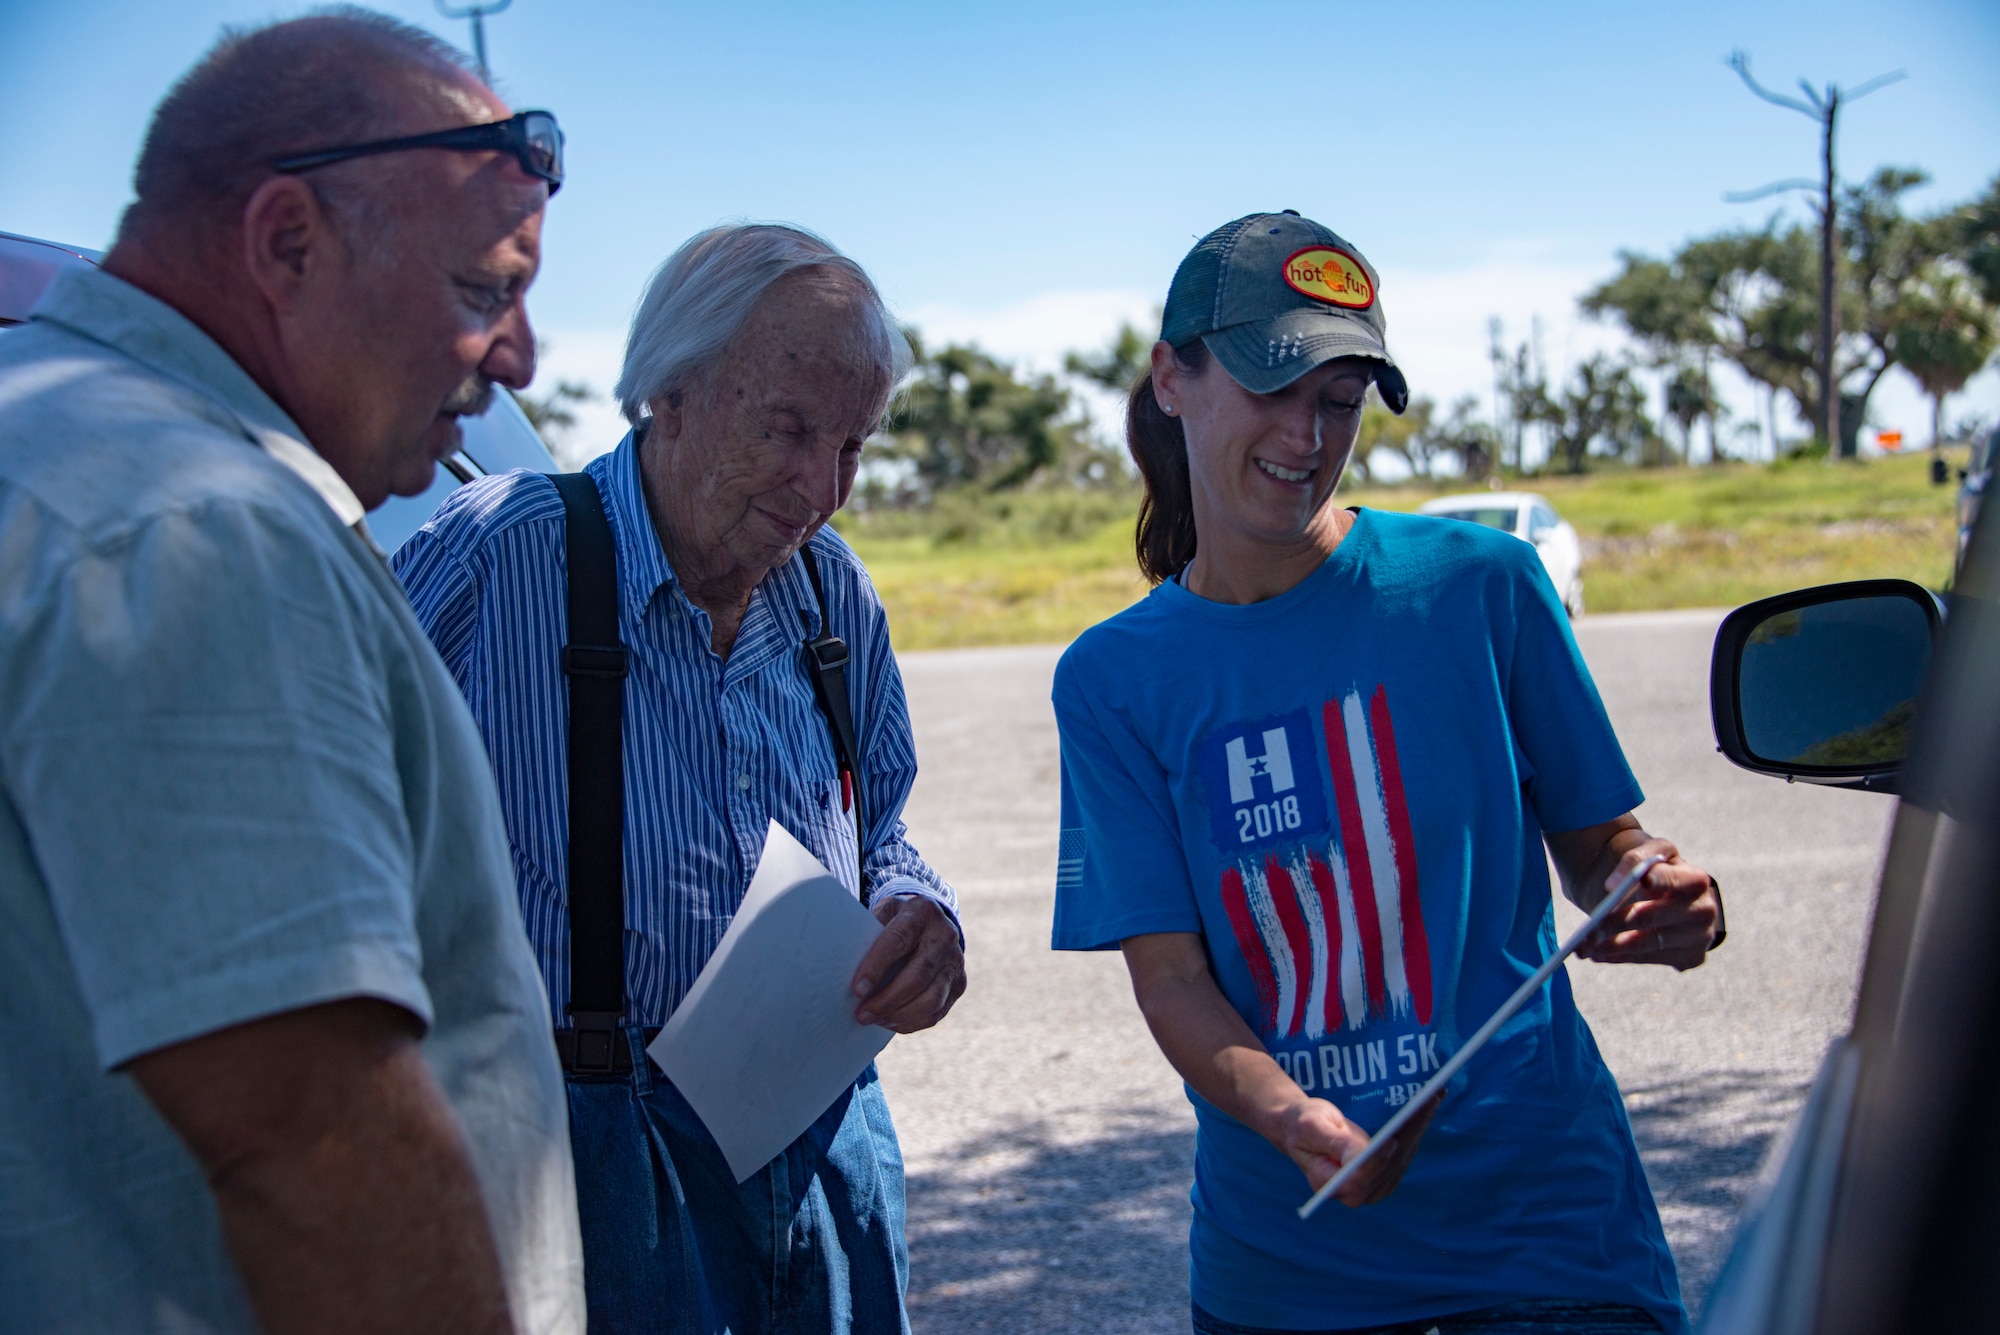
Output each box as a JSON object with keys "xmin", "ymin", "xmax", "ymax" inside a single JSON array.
[{"xmin": 442, "ymin": 376, "xmax": 495, "ymax": 417}]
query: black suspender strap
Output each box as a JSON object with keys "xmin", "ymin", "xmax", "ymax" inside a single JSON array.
[
  {"xmin": 799, "ymin": 546, "xmax": 870, "ymax": 906},
  {"xmin": 551, "ymin": 472, "xmax": 629, "ymax": 1074}
]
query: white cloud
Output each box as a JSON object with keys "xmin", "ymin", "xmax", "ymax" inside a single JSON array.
[
  {"xmin": 1384, "ymin": 255, "xmax": 1625, "ymax": 413},
  {"xmin": 902, "ymin": 287, "xmax": 1158, "ymax": 373},
  {"xmin": 1387, "ymin": 249, "xmax": 2000, "ymax": 458},
  {"xmin": 529, "ymin": 267, "xmax": 2000, "ymax": 473},
  {"xmin": 898, "ymin": 261, "xmax": 1642, "ymax": 462},
  {"xmin": 903, "ymin": 287, "xmax": 1159, "ymax": 440}
]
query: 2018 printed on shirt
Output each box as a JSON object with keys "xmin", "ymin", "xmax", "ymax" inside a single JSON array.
[{"xmin": 1197, "ymin": 685, "xmax": 1442, "ymax": 1110}]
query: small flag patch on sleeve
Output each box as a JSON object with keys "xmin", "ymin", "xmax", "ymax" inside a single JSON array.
[{"xmin": 1056, "ymin": 828, "xmax": 1086, "ymax": 891}]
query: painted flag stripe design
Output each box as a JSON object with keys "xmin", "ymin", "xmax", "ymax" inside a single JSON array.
[
  {"xmin": 1263, "ymin": 856, "xmax": 1316, "ymax": 1038},
  {"xmin": 1218, "ymin": 687, "xmax": 1431, "ymax": 1039},
  {"xmin": 1290, "ymin": 851, "xmax": 1333, "ymax": 1041},
  {"xmin": 1323, "ymin": 698, "xmax": 1390, "ymax": 1019},
  {"xmin": 1221, "ymin": 868, "xmax": 1280, "ymax": 1031},
  {"xmin": 1305, "ymin": 853, "xmax": 1345, "ymax": 1035},
  {"xmin": 1323, "ymin": 842, "xmax": 1367, "ymax": 1029},
  {"xmin": 1367, "ymin": 685, "xmax": 1434, "ymax": 1024},
  {"xmin": 1341, "ymin": 690, "xmax": 1409, "ymax": 1010},
  {"xmin": 1244, "ymin": 860, "xmax": 1300, "ymax": 1041}
]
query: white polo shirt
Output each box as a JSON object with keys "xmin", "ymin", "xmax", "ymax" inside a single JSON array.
[{"xmin": 0, "ymin": 267, "xmax": 583, "ymax": 1333}]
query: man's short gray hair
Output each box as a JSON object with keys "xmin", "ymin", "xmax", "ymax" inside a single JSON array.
[
  {"xmin": 615, "ymin": 224, "xmax": 911, "ymax": 427},
  {"xmin": 119, "ymin": 6, "xmax": 477, "ymax": 243}
]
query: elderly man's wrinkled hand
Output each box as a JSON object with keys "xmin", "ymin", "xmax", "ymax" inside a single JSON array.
[{"xmin": 852, "ymin": 895, "xmax": 966, "ymax": 1033}]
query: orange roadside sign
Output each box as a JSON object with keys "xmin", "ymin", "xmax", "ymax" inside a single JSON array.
[{"xmin": 1877, "ymin": 429, "xmax": 1904, "ymax": 450}]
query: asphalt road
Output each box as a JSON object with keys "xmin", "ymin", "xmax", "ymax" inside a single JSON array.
[{"xmin": 873, "ymin": 608, "xmax": 1893, "ymax": 1333}]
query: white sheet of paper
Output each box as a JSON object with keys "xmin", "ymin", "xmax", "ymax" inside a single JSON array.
[{"xmin": 647, "ymin": 820, "xmax": 892, "ymax": 1182}]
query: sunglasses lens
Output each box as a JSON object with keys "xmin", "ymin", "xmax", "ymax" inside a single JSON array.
[{"xmin": 523, "ymin": 113, "xmax": 563, "ymax": 187}]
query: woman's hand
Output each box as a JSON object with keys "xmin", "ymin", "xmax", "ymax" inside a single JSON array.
[
  {"xmin": 1548, "ymin": 819, "xmax": 1721, "ymax": 972},
  {"xmin": 1121, "ymin": 932, "xmax": 1436, "ymax": 1209},
  {"xmin": 1576, "ymin": 838, "xmax": 1720, "ymax": 970},
  {"xmin": 1277, "ymin": 1091, "xmax": 1442, "ymax": 1207}
]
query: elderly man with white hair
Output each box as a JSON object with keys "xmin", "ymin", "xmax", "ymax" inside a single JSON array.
[{"xmin": 395, "ymin": 223, "xmax": 966, "ymax": 1334}]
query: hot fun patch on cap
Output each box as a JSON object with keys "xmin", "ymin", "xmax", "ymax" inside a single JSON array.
[{"xmin": 1281, "ymin": 247, "xmax": 1374, "ymax": 310}]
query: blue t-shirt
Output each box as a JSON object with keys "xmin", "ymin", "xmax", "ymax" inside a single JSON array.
[{"xmin": 1052, "ymin": 509, "xmax": 1683, "ymax": 1333}]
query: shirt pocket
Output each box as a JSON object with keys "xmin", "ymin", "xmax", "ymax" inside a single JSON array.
[
  {"xmin": 776, "ymin": 744, "xmax": 863, "ymax": 899},
  {"xmin": 812, "ymin": 774, "xmax": 863, "ymax": 898}
]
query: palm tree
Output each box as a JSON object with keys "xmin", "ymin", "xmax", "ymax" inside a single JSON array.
[
  {"xmin": 1891, "ymin": 261, "xmax": 1997, "ymax": 462},
  {"xmin": 1665, "ymin": 364, "xmax": 1725, "ymax": 465}
]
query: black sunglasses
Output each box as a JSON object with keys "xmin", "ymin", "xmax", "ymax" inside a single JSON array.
[{"xmin": 273, "ymin": 109, "xmax": 564, "ymax": 195}]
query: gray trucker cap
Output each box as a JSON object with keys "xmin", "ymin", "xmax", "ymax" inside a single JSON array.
[{"xmin": 1160, "ymin": 211, "xmax": 1409, "ymax": 413}]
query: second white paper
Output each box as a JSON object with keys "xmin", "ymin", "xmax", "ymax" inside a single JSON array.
[{"xmin": 648, "ymin": 820, "xmax": 893, "ymax": 1182}]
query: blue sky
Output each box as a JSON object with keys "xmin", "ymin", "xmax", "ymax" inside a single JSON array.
[{"xmin": 5, "ymin": 0, "xmax": 1997, "ymax": 461}]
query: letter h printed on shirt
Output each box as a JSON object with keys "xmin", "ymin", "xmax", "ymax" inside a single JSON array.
[{"xmin": 1198, "ymin": 687, "xmax": 1433, "ymax": 1045}]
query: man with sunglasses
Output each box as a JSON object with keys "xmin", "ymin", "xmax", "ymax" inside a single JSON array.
[
  {"xmin": 273, "ymin": 108, "xmax": 565, "ymax": 194},
  {"xmin": 0, "ymin": 12, "xmax": 581, "ymax": 1334}
]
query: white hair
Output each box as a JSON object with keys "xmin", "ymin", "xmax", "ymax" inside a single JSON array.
[{"xmin": 615, "ymin": 222, "xmax": 911, "ymax": 427}]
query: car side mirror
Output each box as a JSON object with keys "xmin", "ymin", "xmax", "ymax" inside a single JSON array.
[{"xmin": 1710, "ymin": 579, "xmax": 1942, "ymax": 794}]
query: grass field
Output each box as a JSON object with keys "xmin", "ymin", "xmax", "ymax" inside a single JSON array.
[{"xmin": 834, "ymin": 451, "xmax": 1962, "ymax": 651}]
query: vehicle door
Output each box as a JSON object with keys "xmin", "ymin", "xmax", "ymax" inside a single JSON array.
[{"xmin": 1699, "ymin": 493, "xmax": 2000, "ymax": 1331}]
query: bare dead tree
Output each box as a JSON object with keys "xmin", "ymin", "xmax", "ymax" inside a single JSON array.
[{"xmin": 1724, "ymin": 51, "xmax": 1904, "ymax": 456}]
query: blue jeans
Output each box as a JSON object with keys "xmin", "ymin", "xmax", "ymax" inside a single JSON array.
[
  {"xmin": 1190, "ymin": 1298, "xmax": 1662, "ymax": 1334},
  {"xmin": 565, "ymin": 1026, "xmax": 910, "ymax": 1334}
]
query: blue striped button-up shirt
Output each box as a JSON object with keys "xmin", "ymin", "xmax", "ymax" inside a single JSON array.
[{"xmin": 393, "ymin": 432, "xmax": 957, "ymax": 1025}]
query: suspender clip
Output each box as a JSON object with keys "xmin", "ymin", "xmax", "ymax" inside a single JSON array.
[
  {"xmin": 563, "ymin": 645, "xmax": 629, "ymax": 678},
  {"xmin": 808, "ymin": 636, "xmax": 850, "ymax": 672},
  {"xmin": 563, "ymin": 1008, "xmax": 626, "ymax": 1074}
]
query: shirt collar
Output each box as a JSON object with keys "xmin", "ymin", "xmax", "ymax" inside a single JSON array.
[
  {"xmin": 30, "ymin": 266, "xmax": 367, "ymax": 526},
  {"xmin": 593, "ymin": 428, "xmax": 678, "ymax": 621},
  {"xmin": 770, "ymin": 537, "xmax": 824, "ymax": 644},
  {"xmin": 594, "ymin": 425, "xmax": 823, "ymax": 641}
]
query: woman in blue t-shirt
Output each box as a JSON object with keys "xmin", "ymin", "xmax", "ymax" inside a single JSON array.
[{"xmin": 1051, "ymin": 213, "xmax": 1724, "ymax": 1335}]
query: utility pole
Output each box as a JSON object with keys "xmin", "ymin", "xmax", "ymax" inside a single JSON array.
[
  {"xmin": 436, "ymin": 0, "xmax": 513, "ymax": 84},
  {"xmin": 1487, "ymin": 316, "xmax": 1507, "ymax": 474},
  {"xmin": 1724, "ymin": 51, "xmax": 1903, "ymax": 458}
]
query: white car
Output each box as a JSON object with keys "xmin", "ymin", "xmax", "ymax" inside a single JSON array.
[
  {"xmin": 1417, "ymin": 491, "xmax": 1585, "ymax": 618},
  {"xmin": 1, "ymin": 228, "xmax": 556, "ymax": 555}
]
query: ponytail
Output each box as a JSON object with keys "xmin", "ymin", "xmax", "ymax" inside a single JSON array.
[{"xmin": 1128, "ymin": 339, "xmax": 1208, "ymax": 585}]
